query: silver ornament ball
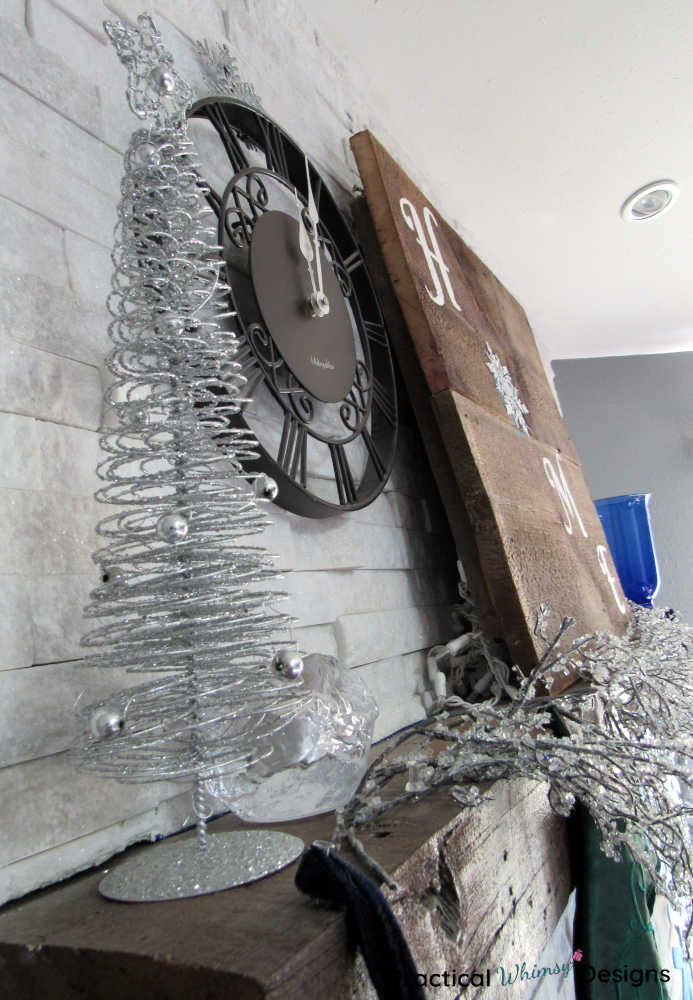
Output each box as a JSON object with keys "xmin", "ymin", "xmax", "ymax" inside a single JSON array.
[
  {"xmin": 254, "ymin": 474, "xmax": 279, "ymax": 502},
  {"xmin": 156, "ymin": 511, "xmax": 189, "ymax": 543},
  {"xmin": 89, "ymin": 708, "xmax": 124, "ymax": 740},
  {"xmin": 273, "ymin": 649, "xmax": 304, "ymax": 679}
]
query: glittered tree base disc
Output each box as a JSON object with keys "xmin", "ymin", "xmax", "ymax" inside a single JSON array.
[{"xmin": 99, "ymin": 830, "xmax": 304, "ymax": 902}]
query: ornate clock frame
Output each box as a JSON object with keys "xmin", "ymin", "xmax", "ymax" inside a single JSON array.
[{"xmin": 188, "ymin": 97, "xmax": 399, "ymax": 519}]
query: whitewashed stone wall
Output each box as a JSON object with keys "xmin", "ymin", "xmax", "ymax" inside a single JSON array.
[{"xmin": 0, "ymin": 0, "xmax": 458, "ymax": 904}]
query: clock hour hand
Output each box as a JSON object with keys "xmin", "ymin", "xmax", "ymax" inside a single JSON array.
[
  {"xmin": 295, "ymin": 189, "xmax": 318, "ymax": 298},
  {"xmin": 305, "ymin": 155, "xmax": 330, "ymax": 318}
]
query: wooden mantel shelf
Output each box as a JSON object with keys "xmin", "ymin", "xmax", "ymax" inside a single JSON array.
[{"xmin": 0, "ymin": 779, "xmax": 569, "ymax": 999}]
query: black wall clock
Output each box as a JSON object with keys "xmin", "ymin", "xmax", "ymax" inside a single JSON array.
[{"xmin": 188, "ymin": 96, "xmax": 398, "ymax": 518}]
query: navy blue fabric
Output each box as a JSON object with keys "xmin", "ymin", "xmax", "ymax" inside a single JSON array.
[{"xmin": 295, "ymin": 845, "xmax": 425, "ymax": 1000}]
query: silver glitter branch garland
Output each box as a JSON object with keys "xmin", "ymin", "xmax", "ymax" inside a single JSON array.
[
  {"xmin": 73, "ymin": 15, "xmax": 310, "ymax": 849},
  {"xmin": 336, "ymin": 604, "xmax": 693, "ymax": 947}
]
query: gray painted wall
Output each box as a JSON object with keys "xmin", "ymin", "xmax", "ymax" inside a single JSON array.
[{"xmin": 553, "ymin": 352, "xmax": 693, "ymax": 620}]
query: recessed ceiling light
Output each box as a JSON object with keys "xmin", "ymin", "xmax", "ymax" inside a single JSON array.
[{"xmin": 621, "ymin": 180, "xmax": 679, "ymax": 222}]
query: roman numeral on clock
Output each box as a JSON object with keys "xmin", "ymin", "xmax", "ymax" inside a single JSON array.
[
  {"xmin": 304, "ymin": 165, "xmax": 323, "ymax": 212},
  {"xmin": 206, "ymin": 105, "xmax": 250, "ymax": 175},
  {"xmin": 343, "ymin": 250, "xmax": 364, "ymax": 274},
  {"xmin": 363, "ymin": 320, "xmax": 389, "ymax": 348},
  {"xmin": 362, "ymin": 429, "xmax": 385, "ymax": 480},
  {"xmin": 278, "ymin": 413, "xmax": 307, "ymax": 486},
  {"xmin": 371, "ymin": 375, "xmax": 397, "ymax": 427},
  {"xmin": 260, "ymin": 120, "xmax": 291, "ymax": 180},
  {"xmin": 329, "ymin": 443, "xmax": 357, "ymax": 505}
]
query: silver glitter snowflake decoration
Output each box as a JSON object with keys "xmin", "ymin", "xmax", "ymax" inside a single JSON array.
[
  {"xmin": 485, "ymin": 342, "xmax": 530, "ymax": 435},
  {"xmin": 195, "ymin": 39, "xmax": 262, "ymax": 109},
  {"xmin": 104, "ymin": 14, "xmax": 193, "ymax": 127}
]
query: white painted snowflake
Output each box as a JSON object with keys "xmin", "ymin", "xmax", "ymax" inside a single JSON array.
[{"xmin": 485, "ymin": 343, "xmax": 530, "ymax": 436}]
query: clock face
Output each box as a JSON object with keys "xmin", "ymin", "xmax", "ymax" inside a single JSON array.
[{"xmin": 187, "ymin": 97, "xmax": 398, "ymax": 517}]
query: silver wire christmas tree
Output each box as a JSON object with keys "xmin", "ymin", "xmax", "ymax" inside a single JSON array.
[{"xmin": 72, "ymin": 15, "xmax": 310, "ymax": 901}]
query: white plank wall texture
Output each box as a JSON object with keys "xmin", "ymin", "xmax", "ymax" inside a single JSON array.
[{"xmin": 0, "ymin": 0, "xmax": 459, "ymax": 904}]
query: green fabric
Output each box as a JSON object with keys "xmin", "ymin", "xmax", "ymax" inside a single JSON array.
[{"xmin": 573, "ymin": 807, "xmax": 670, "ymax": 1000}]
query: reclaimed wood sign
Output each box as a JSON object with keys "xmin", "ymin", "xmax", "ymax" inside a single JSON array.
[{"xmin": 351, "ymin": 131, "xmax": 628, "ymax": 679}]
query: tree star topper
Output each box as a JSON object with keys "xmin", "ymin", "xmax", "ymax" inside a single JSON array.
[{"xmin": 104, "ymin": 13, "xmax": 193, "ymax": 128}]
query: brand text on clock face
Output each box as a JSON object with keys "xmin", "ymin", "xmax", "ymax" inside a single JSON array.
[{"xmin": 310, "ymin": 355, "xmax": 335, "ymax": 370}]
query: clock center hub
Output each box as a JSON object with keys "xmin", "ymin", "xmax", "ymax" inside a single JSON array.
[
  {"xmin": 309, "ymin": 290, "xmax": 330, "ymax": 318},
  {"xmin": 249, "ymin": 210, "xmax": 357, "ymax": 403}
]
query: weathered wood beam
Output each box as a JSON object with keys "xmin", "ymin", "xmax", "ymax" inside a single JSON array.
[{"xmin": 0, "ymin": 778, "xmax": 569, "ymax": 998}]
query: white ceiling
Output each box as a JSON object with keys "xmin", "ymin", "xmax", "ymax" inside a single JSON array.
[{"xmin": 300, "ymin": 0, "xmax": 693, "ymax": 361}]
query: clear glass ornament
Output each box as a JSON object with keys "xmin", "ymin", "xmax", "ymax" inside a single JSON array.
[{"xmin": 222, "ymin": 655, "xmax": 378, "ymax": 823}]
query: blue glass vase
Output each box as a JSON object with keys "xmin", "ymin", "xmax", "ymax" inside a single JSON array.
[{"xmin": 594, "ymin": 494, "xmax": 660, "ymax": 608}]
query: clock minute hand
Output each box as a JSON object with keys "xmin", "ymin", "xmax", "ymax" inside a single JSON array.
[
  {"xmin": 305, "ymin": 156, "xmax": 322, "ymax": 294},
  {"xmin": 305, "ymin": 155, "xmax": 329, "ymax": 317}
]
